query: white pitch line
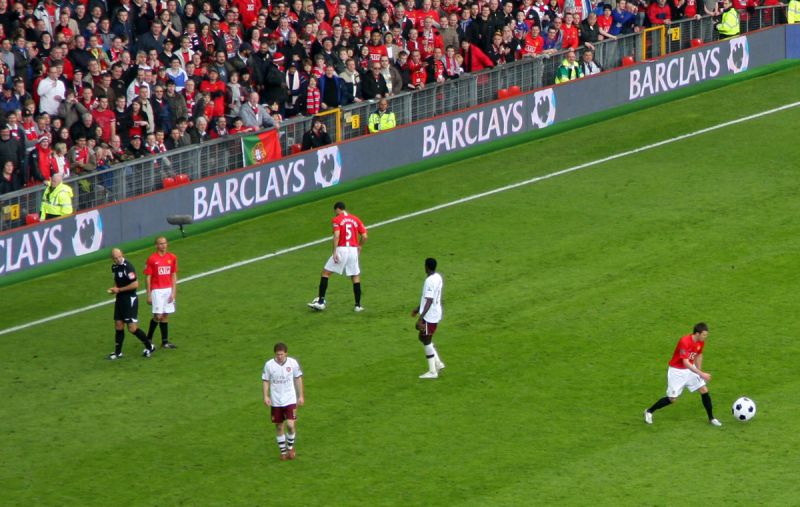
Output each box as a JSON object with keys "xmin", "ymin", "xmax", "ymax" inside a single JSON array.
[{"xmin": 2, "ymin": 101, "xmax": 798, "ymax": 336}]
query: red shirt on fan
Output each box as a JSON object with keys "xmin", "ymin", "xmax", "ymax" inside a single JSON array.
[
  {"xmin": 233, "ymin": 0, "xmax": 262, "ymax": 28},
  {"xmin": 668, "ymin": 334, "xmax": 704, "ymax": 369},
  {"xmin": 523, "ymin": 33, "xmax": 544, "ymax": 56},
  {"xmin": 333, "ymin": 212, "xmax": 366, "ymax": 247},
  {"xmin": 367, "ymin": 44, "xmax": 388, "ymax": 62},
  {"xmin": 92, "ymin": 108, "xmax": 116, "ymax": 143},
  {"xmin": 144, "ymin": 252, "xmax": 178, "ymax": 289},
  {"xmin": 561, "ymin": 25, "xmax": 579, "ymax": 49},
  {"xmin": 683, "ymin": 0, "xmax": 698, "ymax": 18}
]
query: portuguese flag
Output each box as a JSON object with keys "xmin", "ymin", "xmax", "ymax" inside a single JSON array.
[{"xmin": 242, "ymin": 129, "xmax": 282, "ymax": 166}]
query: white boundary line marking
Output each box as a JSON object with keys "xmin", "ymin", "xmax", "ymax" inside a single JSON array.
[{"xmin": 2, "ymin": 102, "xmax": 798, "ymax": 336}]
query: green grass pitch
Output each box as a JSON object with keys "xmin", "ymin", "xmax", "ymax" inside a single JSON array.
[{"xmin": 2, "ymin": 66, "xmax": 800, "ymax": 506}]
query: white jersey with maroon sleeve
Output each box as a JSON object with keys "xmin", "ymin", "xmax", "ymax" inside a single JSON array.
[
  {"xmin": 262, "ymin": 357, "xmax": 303, "ymax": 407},
  {"xmin": 420, "ymin": 272, "xmax": 443, "ymax": 324}
]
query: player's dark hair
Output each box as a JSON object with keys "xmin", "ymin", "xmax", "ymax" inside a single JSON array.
[
  {"xmin": 693, "ymin": 322, "xmax": 708, "ymax": 334},
  {"xmin": 334, "ymin": 201, "xmax": 346, "ymax": 210},
  {"xmin": 274, "ymin": 342, "xmax": 288, "ymax": 353},
  {"xmin": 425, "ymin": 257, "xmax": 437, "ymax": 272}
]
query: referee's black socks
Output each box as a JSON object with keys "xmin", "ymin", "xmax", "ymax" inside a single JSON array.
[
  {"xmin": 133, "ymin": 328, "xmax": 151, "ymax": 347},
  {"xmin": 115, "ymin": 330, "xmax": 125, "ymax": 355},
  {"xmin": 147, "ymin": 319, "xmax": 158, "ymax": 340}
]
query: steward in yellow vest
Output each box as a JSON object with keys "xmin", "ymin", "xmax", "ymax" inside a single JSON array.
[
  {"xmin": 555, "ymin": 50, "xmax": 584, "ymax": 84},
  {"xmin": 789, "ymin": 0, "xmax": 800, "ymax": 23},
  {"xmin": 40, "ymin": 172, "xmax": 74, "ymax": 220},
  {"xmin": 716, "ymin": 0, "xmax": 741, "ymax": 37},
  {"xmin": 368, "ymin": 99, "xmax": 397, "ymax": 133}
]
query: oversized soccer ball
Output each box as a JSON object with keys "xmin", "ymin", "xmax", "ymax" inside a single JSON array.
[{"xmin": 732, "ymin": 397, "xmax": 756, "ymax": 421}]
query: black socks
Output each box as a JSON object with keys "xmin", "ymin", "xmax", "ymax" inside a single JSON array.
[
  {"xmin": 115, "ymin": 329, "xmax": 124, "ymax": 355},
  {"xmin": 648, "ymin": 397, "xmax": 672, "ymax": 413},
  {"xmin": 701, "ymin": 392, "xmax": 715, "ymax": 420},
  {"xmin": 318, "ymin": 277, "xmax": 329, "ymax": 303},
  {"xmin": 159, "ymin": 322, "xmax": 169, "ymax": 345}
]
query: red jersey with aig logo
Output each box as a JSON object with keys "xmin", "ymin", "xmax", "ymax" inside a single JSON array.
[
  {"xmin": 332, "ymin": 212, "xmax": 367, "ymax": 247},
  {"xmin": 668, "ymin": 334, "xmax": 704, "ymax": 369},
  {"xmin": 143, "ymin": 252, "xmax": 178, "ymax": 289}
]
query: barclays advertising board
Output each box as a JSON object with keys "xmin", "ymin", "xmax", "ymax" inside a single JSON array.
[{"xmin": 0, "ymin": 27, "xmax": 787, "ymax": 276}]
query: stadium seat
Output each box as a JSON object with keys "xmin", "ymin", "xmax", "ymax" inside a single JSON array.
[
  {"xmin": 162, "ymin": 177, "xmax": 175, "ymax": 188},
  {"xmin": 691, "ymin": 38, "xmax": 703, "ymax": 48},
  {"xmin": 290, "ymin": 143, "xmax": 302, "ymax": 154},
  {"xmin": 622, "ymin": 56, "xmax": 635, "ymax": 67},
  {"xmin": 508, "ymin": 85, "xmax": 521, "ymax": 96},
  {"xmin": 25, "ymin": 214, "xmax": 39, "ymax": 225},
  {"xmin": 498, "ymin": 88, "xmax": 509, "ymax": 100},
  {"xmin": 176, "ymin": 174, "xmax": 190, "ymax": 185}
]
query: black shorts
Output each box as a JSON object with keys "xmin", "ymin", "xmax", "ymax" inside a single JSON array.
[{"xmin": 114, "ymin": 293, "xmax": 139, "ymax": 322}]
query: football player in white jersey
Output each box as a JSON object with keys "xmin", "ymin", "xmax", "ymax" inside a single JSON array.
[
  {"xmin": 262, "ymin": 342, "xmax": 305, "ymax": 460},
  {"xmin": 412, "ymin": 258, "xmax": 446, "ymax": 379}
]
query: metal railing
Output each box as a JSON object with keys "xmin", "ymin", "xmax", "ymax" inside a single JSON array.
[{"xmin": 0, "ymin": 6, "xmax": 786, "ymax": 232}]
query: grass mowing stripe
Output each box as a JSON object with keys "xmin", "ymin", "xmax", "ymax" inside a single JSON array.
[{"xmin": 2, "ymin": 99, "xmax": 798, "ymax": 337}]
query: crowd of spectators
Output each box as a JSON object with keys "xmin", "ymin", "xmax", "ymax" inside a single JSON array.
[{"xmin": 0, "ymin": 0, "xmax": 775, "ymax": 198}]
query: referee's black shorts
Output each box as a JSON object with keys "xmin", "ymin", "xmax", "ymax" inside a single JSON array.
[{"xmin": 114, "ymin": 292, "xmax": 139, "ymax": 322}]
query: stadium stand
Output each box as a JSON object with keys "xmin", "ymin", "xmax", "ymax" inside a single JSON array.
[{"xmin": 0, "ymin": 0, "xmax": 788, "ymax": 231}]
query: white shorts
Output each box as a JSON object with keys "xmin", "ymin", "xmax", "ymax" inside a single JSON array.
[
  {"xmin": 323, "ymin": 246, "xmax": 361, "ymax": 276},
  {"xmin": 150, "ymin": 287, "xmax": 176, "ymax": 315},
  {"xmin": 666, "ymin": 366, "xmax": 705, "ymax": 398}
]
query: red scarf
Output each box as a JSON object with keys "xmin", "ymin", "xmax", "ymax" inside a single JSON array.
[{"xmin": 306, "ymin": 87, "xmax": 321, "ymax": 115}]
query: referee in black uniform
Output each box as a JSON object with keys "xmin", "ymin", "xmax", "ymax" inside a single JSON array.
[{"xmin": 107, "ymin": 248, "xmax": 155, "ymax": 360}]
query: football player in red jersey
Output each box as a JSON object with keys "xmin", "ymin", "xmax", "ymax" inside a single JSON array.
[
  {"xmin": 144, "ymin": 237, "xmax": 179, "ymax": 349},
  {"xmin": 644, "ymin": 322, "xmax": 722, "ymax": 426},
  {"xmin": 308, "ymin": 202, "xmax": 368, "ymax": 312}
]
